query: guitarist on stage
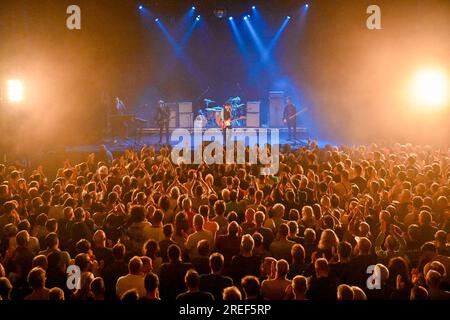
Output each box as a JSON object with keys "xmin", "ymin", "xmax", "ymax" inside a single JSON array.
[
  {"xmin": 283, "ymin": 96, "xmax": 297, "ymax": 141},
  {"xmin": 221, "ymin": 102, "xmax": 233, "ymax": 145},
  {"xmin": 156, "ymin": 100, "xmax": 170, "ymax": 145}
]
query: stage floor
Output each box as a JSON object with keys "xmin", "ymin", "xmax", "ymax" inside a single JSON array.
[
  {"xmin": 64, "ymin": 128, "xmax": 339, "ymax": 156},
  {"xmin": 66, "ymin": 130, "xmax": 309, "ymax": 154}
]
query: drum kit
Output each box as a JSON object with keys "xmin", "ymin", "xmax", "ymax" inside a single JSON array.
[{"xmin": 202, "ymin": 97, "xmax": 246, "ymax": 128}]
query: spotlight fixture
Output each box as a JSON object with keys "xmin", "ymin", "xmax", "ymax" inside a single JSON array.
[
  {"xmin": 228, "ymin": 16, "xmax": 233, "ymax": 21},
  {"xmin": 214, "ymin": 8, "xmax": 227, "ymax": 19},
  {"xmin": 306, "ymin": 4, "xmax": 309, "ymax": 8},
  {"xmin": 192, "ymin": 6, "xmax": 195, "ymax": 10},
  {"xmin": 252, "ymin": 6, "xmax": 256, "ymax": 9},
  {"xmin": 196, "ymin": 15, "xmax": 200, "ymax": 21},
  {"xmin": 244, "ymin": 16, "xmax": 248, "ymax": 20},
  {"xmin": 287, "ymin": 16, "xmax": 291, "ymax": 19},
  {"xmin": 138, "ymin": 5, "xmax": 143, "ymax": 10},
  {"xmin": 155, "ymin": 18, "xmax": 159, "ymax": 22}
]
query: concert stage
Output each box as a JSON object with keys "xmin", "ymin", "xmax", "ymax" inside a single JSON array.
[{"xmin": 66, "ymin": 127, "xmax": 310, "ymax": 156}]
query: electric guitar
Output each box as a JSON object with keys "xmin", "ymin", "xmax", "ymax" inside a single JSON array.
[
  {"xmin": 221, "ymin": 116, "xmax": 246, "ymax": 129},
  {"xmin": 283, "ymin": 107, "xmax": 308, "ymax": 123}
]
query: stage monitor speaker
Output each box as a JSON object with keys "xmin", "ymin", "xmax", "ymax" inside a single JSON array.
[
  {"xmin": 246, "ymin": 113, "xmax": 260, "ymax": 127},
  {"xmin": 179, "ymin": 113, "xmax": 192, "ymax": 128},
  {"xmin": 178, "ymin": 102, "xmax": 192, "ymax": 113},
  {"xmin": 269, "ymin": 91, "xmax": 284, "ymax": 127},
  {"xmin": 247, "ymin": 101, "xmax": 260, "ymax": 113}
]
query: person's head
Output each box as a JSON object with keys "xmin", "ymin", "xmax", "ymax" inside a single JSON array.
[
  {"xmin": 74, "ymin": 253, "xmax": 91, "ymax": 272},
  {"xmin": 16, "ymin": 230, "xmax": 29, "ymax": 247},
  {"xmin": 75, "ymin": 239, "xmax": 92, "ymax": 254},
  {"xmin": 185, "ymin": 269, "xmax": 200, "ymax": 291},
  {"xmin": 121, "ymin": 289, "xmax": 139, "ymax": 301},
  {"xmin": 152, "ymin": 209, "xmax": 164, "ymax": 225},
  {"xmin": 275, "ymin": 259, "xmax": 289, "ymax": 279},
  {"xmin": 223, "ymin": 286, "xmax": 242, "ymax": 300},
  {"xmin": 74, "ymin": 207, "xmax": 85, "ymax": 222},
  {"xmin": 32, "ymin": 255, "xmax": 48, "ymax": 270},
  {"xmin": 197, "ymin": 239, "xmax": 210, "ymax": 257},
  {"xmin": 93, "ymin": 230, "xmax": 106, "ymax": 247},
  {"xmin": 90, "ymin": 277, "xmax": 105, "ymax": 299},
  {"xmin": 27, "ymin": 267, "xmax": 46, "ymax": 290},
  {"xmin": 418, "ymin": 210, "xmax": 432, "ymax": 226},
  {"xmin": 143, "ymin": 239, "xmax": 159, "ymax": 258},
  {"xmin": 144, "ymin": 272, "xmax": 159, "ymax": 294},
  {"xmin": 241, "ymin": 276, "xmax": 260, "ymax": 299},
  {"xmin": 337, "ymin": 241, "xmax": 352, "ymax": 261},
  {"xmin": 214, "ymin": 200, "xmax": 226, "ymax": 216},
  {"xmin": 112, "ymin": 243, "xmax": 126, "ymax": 261},
  {"xmin": 337, "ymin": 284, "xmax": 354, "ymax": 300},
  {"xmin": 48, "ymin": 287, "xmax": 65, "ymax": 301},
  {"xmin": 261, "ymin": 257, "xmax": 277, "ymax": 278},
  {"xmin": 130, "ymin": 205, "xmax": 146, "ymax": 223},
  {"xmin": 277, "ymin": 223, "xmax": 289, "ymax": 240},
  {"xmin": 351, "ymin": 286, "xmax": 367, "ymax": 300},
  {"xmin": 434, "ymin": 230, "xmax": 447, "ymax": 246},
  {"xmin": 227, "ymin": 221, "xmax": 239, "ymax": 237},
  {"xmin": 318, "ymin": 229, "xmax": 339, "ymax": 251},
  {"xmin": 410, "ymin": 286, "xmax": 428, "ymax": 300},
  {"xmin": 272, "ymin": 203, "xmax": 285, "ymax": 219},
  {"xmin": 140, "ymin": 256, "xmax": 153, "ymax": 274},
  {"xmin": 292, "ymin": 275, "xmax": 308, "ymax": 299},
  {"xmin": 291, "ymin": 244, "xmax": 305, "ymax": 265},
  {"xmin": 168, "ymin": 244, "xmax": 181, "ymax": 262},
  {"xmin": 45, "ymin": 232, "xmax": 59, "ymax": 249},
  {"xmin": 209, "ymin": 253, "xmax": 224, "ymax": 274},
  {"xmin": 0, "ymin": 277, "xmax": 12, "ymax": 300},
  {"xmin": 356, "ymin": 237, "xmax": 372, "ymax": 255},
  {"xmin": 375, "ymin": 263, "xmax": 389, "ymax": 285},
  {"xmin": 301, "ymin": 206, "xmax": 315, "ymax": 222},
  {"xmin": 254, "ymin": 211, "xmax": 265, "ymax": 226},
  {"xmin": 304, "ymin": 228, "xmax": 316, "ymax": 243},
  {"xmin": 388, "ymin": 256, "xmax": 410, "ymax": 285},
  {"xmin": 241, "ymin": 234, "xmax": 254, "ymax": 255},
  {"xmin": 314, "ymin": 258, "xmax": 329, "ymax": 278},
  {"xmin": 163, "ymin": 223, "xmax": 174, "ymax": 239},
  {"xmin": 128, "ymin": 256, "xmax": 143, "ymax": 275},
  {"xmin": 425, "ymin": 269, "xmax": 442, "ymax": 289},
  {"xmin": 193, "ymin": 214, "xmax": 204, "ymax": 232}
]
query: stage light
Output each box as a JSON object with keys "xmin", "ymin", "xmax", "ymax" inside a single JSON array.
[
  {"xmin": 229, "ymin": 16, "xmax": 233, "ymax": 21},
  {"xmin": 7, "ymin": 79, "xmax": 24, "ymax": 103},
  {"xmin": 287, "ymin": 16, "xmax": 291, "ymax": 19},
  {"xmin": 306, "ymin": 4, "xmax": 309, "ymax": 8},
  {"xmin": 192, "ymin": 6, "xmax": 195, "ymax": 10},
  {"xmin": 214, "ymin": 9, "xmax": 227, "ymax": 19},
  {"xmin": 244, "ymin": 16, "xmax": 248, "ymax": 20},
  {"xmin": 252, "ymin": 6, "xmax": 256, "ymax": 10},
  {"xmin": 409, "ymin": 68, "xmax": 448, "ymax": 110},
  {"xmin": 138, "ymin": 5, "xmax": 143, "ymax": 10},
  {"xmin": 196, "ymin": 15, "xmax": 200, "ymax": 21},
  {"xmin": 155, "ymin": 18, "xmax": 159, "ymax": 22}
]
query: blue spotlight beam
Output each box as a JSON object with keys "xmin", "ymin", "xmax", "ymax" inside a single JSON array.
[
  {"xmin": 229, "ymin": 18, "xmax": 246, "ymax": 53},
  {"xmin": 244, "ymin": 18, "xmax": 265, "ymax": 56},
  {"xmin": 263, "ymin": 16, "xmax": 291, "ymax": 61},
  {"xmin": 155, "ymin": 19, "xmax": 182, "ymax": 56},
  {"xmin": 180, "ymin": 17, "xmax": 200, "ymax": 47}
]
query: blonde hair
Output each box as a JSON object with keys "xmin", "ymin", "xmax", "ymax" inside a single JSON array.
[{"xmin": 318, "ymin": 229, "xmax": 339, "ymax": 251}]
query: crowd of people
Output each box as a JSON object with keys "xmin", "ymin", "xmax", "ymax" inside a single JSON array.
[{"xmin": 0, "ymin": 141, "xmax": 449, "ymax": 301}]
